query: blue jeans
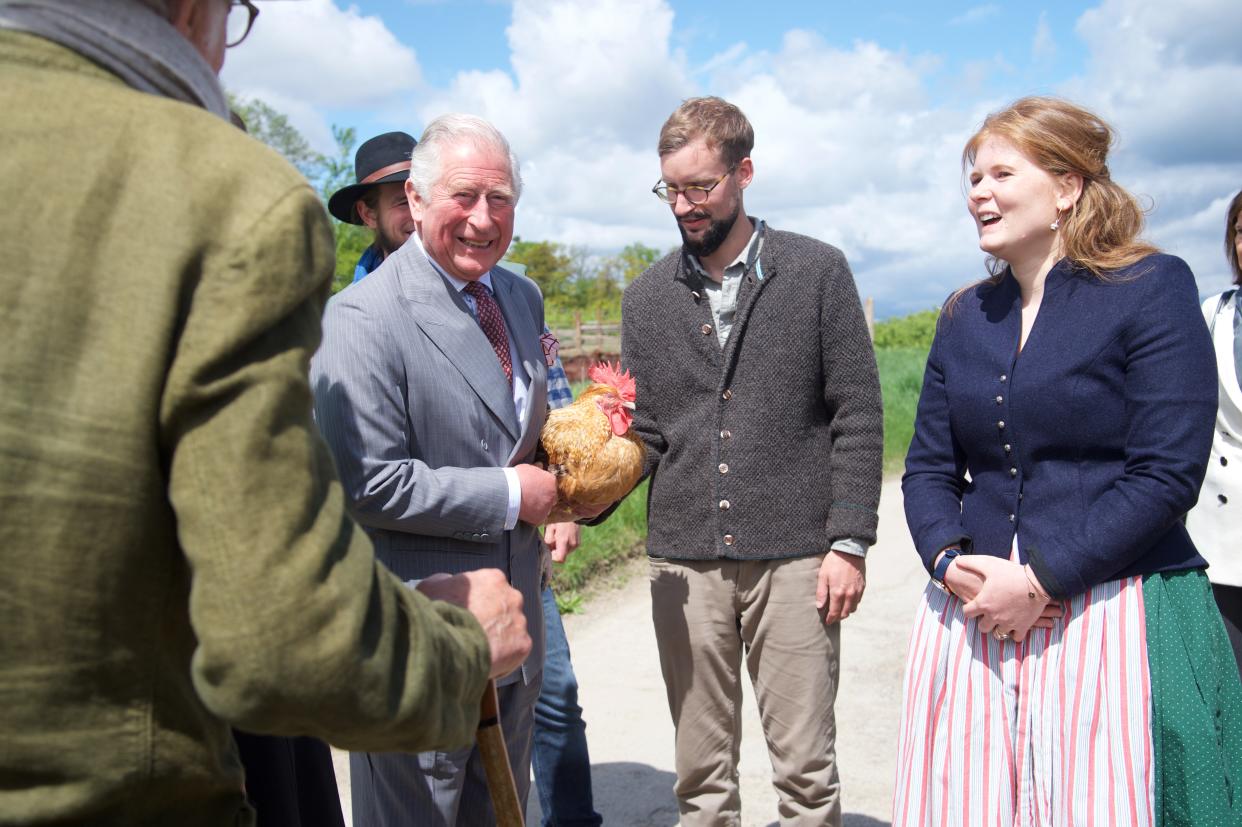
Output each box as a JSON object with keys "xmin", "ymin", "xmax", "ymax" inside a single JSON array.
[{"xmin": 532, "ymin": 586, "xmax": 602, "ymax": 826}]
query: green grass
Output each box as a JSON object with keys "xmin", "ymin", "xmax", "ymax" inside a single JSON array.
[
  {"xmin": 877, "ymin": 346, "xmax": 930, "ymax": 475},
  {"xmin": 549, "ymin": 480, "xmax": 648, "ymax": 612}
]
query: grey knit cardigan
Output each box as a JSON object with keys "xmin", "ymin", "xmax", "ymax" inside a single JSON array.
[{"xmin": 620, "ymin": 224, "xmax": 884, "ymax": 561}]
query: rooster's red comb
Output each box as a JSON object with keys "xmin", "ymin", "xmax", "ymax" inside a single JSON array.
[{"xmin": 588, "ymin": 361, "xmax": 636, "ymax": 402}]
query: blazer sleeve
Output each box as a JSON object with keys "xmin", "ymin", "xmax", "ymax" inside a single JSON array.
[
  {"xmin": 161, "ymin": 187, "xmax": 490, "ymax": 750},
  {"xmin": 1026, "ymin": 259, "xmax": 1218, "ymax": 598},
  {"xmin": 902, "ymin": 315, "xmax": 973, "ymax": 573},
  {"xmin": 310, "ymin": 292, "xmax": 511, "ymax": 540}
]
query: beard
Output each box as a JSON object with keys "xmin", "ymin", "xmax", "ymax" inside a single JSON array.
[
  {"xmin": 678, "ymin": 202, "xmax": 739, "ymax": 258},
  {"xmin": 376, "ymin": 224, "xmax": 410, "ymax": 257}
]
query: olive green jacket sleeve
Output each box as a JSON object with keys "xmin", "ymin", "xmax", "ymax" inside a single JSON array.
[{"xmin": 160, "ymin": 185, "xmax": 490, "ymax": 751}]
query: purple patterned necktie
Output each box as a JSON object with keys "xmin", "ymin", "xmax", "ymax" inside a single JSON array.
[{"xmin": 464, "ymin": 281, "xmax": 513, "ymax": 384}]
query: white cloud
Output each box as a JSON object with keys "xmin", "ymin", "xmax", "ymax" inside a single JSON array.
[
  {"xmin": 1032, "ymin": 12, "xmax": 1056, "ymax": 60},
  {"xmin": 228, "ymin": 0, "xmax": 1242, "ymax": 315},
  {"xmin": 1063, "ymin": 0, "xmax": 1242, "ymax": 295},
  {"xmin": 222, "ymin": 0, "xmax": 422, "ymax": 110},
  {"xmin": 949, "ymin": 5, "xmax": 1000, "ymax": 26}
]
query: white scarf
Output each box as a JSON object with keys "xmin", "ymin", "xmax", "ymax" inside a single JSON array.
[{"xmin": 0, "ymin": 0, "xmax": 229, "ymax": 119}]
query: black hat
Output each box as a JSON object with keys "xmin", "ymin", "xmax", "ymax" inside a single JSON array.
[{"xmin": 327, "ymin": 131, "xmax": 417, "ymax": 224}]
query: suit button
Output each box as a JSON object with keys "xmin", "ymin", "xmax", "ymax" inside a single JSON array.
[
  {"xmin": 722, "ymin": 389, "xmax": 733, "ymax": 400},
  {"xmin": 719, "ymin": 500, "xmax": 731, "ymax": 510},
  {"xmin": 1000, "ymin": 374, "xmax": 1008, "ymax": 382},
  {"xmin": 998, "ymin": 420, "xmax": 1006, "ymax": 429},
  {"xmin": 723, "ymin": 534, "xmax": 735, "ymax": 546},
  {"xmin": 1009, "ymin": 467, "xmax": 1018, "ymax": 477},
  {"xmin": 701, "ymin": 324, "xmax": 712, "ymax": 335},
  {"xmin": 720, "ymin": 429, "xmax": 732, "ymax": 439},
  {"xmin": 718, "ymin": 463, "xmax": 729, "ymax": 474},
  {"xmin": 1009, "ymin": 513, "xmax": 1016, "ymax": 522},
  {"xmin": 1003, "ymin": 443, "xmax": 1012, "ymax": 453},
  {"xmin": 996, "ymin": 395, "xmax": 1004, "ymax": 404}
]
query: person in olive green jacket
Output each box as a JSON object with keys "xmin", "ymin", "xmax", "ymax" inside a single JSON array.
[{"xmin": 0, "ymin": 1, "xmax": 530, "ymax": 825}]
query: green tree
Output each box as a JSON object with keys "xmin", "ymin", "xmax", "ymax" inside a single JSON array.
[
  {"xmin": 507, "ymin": 238, "xmax": 574, "ymax": 303},
  {"xmin": 226, "ymin": 93, "xmax": 324, "ymax": 180},
  {"xmin": 319, "ymin": 125, "xmax": 373, "ymax": 292},
  {"xmin": 613, "ymin": 242, "xmax": 661, "ymax": 283},
  {"xmin": 873, "ymin": 308, "xmax": 940, "ymax": 350}
]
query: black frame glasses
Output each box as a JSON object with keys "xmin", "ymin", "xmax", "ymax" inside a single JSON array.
[
  {"xmin": 651, "ymin": 167, "xmax": 734, "ymax": 206},
  {"xmin": 226, "ymin": 0, "xmax": 259, "ymax": 48}
]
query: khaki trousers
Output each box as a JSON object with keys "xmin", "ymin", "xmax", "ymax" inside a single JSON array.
[{"xmin": 649, "ymin": 555, "xmax": 842, "ymax": 827}]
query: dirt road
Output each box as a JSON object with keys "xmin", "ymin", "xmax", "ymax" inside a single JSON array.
[{"xmin": 334, "ymin": 478, "xmax": 924, "ymax": 826}]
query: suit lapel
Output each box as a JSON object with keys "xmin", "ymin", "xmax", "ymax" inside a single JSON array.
[{"xmin": 393, "ymin": 247, "xmax": 521, "ymax": 440}]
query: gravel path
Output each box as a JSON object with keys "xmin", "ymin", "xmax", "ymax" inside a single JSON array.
[{"xmin": 334, "ymin": 478, "xmax": 924, "ymax": 826}]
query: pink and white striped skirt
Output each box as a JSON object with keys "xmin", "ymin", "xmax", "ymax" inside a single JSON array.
[{"xmin": 893, "ymin": 575, "xmax": 1153, "ymax": 827}]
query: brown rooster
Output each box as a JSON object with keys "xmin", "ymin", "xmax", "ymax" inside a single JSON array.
[{"xmin": 539, "ymin": 362, "xmax": 645, "ymax": 523}]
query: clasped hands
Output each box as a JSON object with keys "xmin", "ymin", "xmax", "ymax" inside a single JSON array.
[{"xmin": 943, "ymin": 553, "xmax": 1062, "ymax": 642}]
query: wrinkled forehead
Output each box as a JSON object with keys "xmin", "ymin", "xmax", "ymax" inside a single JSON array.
[{"xmin": 435, "ymin": 140, "xmax": 515, "ymax": 190}]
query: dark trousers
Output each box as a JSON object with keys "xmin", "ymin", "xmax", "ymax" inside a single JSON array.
[
  {"xmin": 1212, "ymin": 582, "xmax": 1242, "ymax": 681},
  {"xmin": 233, "ymin": 731, "xmax": 344, "ymax": 827}
]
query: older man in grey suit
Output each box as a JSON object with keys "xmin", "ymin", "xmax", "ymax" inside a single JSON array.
[{"xmin": 311, "ymin": 114, "xmax": 559, "ymax": 826}]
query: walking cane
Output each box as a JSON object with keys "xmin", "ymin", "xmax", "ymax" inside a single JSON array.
[{"xmin": 478, "ymin": 678, "xmax": 524, "ymax": 826}]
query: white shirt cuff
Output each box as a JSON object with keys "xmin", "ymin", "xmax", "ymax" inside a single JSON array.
[
  {"xmin": 502, "ymin": 466, "xmax": 521, "ymax": 530},
  {"xmin": 830, "ymin": 537, "xmax": 869, "ymax": 558}
]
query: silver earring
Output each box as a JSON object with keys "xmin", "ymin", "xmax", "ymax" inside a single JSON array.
[{"xmin": 1050, "ymin": 218, "xmax": 1060, "ymax": 231}]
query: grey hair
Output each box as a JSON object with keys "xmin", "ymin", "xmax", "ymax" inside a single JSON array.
[{"xmin": 408, "ymin": 114, "xmax": 522, "ymax": 202}]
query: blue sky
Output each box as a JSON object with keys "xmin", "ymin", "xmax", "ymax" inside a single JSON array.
[{"xmin": 224, "ymin": 0, "xmax": 1242, "ymax": 317}]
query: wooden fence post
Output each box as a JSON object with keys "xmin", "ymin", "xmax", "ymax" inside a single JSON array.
[{"xmin": 864, "ymin": 296, "xmax": 875, "ymax": 341}]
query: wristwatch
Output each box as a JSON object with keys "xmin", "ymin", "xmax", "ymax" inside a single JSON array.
[{"xmin": 930, "ymin": 546, "xmax": 961, "ymax": 592}]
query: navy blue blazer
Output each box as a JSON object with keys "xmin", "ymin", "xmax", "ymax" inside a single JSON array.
[{"xmin": 903, "ymin": 254, "xmax": 1217, "ymax": 599}]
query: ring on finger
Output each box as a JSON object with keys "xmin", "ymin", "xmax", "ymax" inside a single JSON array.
[{"xmin": 993, "ymin": 629, "xmax": 1011, "ymax": 641}]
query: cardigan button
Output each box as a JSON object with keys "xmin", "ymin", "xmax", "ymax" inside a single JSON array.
[
  {"xmin": 1009, "ymin": 467, "xmax": 1018, "ymax": 477},
  {"xmin": 722, "ymin": 389, "xmax": 733, "ymax": 400},
  {"xmin": 1000, "ymin": 374, "xmax": 1008, "ymax": 382},
  {"xmin": 997, "ymin": 420, "xmax": 1006, "ymax": 430},
  {"xmin": 996, "ymin": 395, "xmax": 1004, "ymax": 404},
  {"xmin": 1221, "ymin": 494, "xmax": 1229, "ymax": 505},
  {"xmin": 719, "ymin": 500, "xmax": 731, "ymax": 511},
  {"xmin": 723, "ymin": 534, "xmax": 735, "ymax": 546},
  {"xmin": 1009, "ymin": 513, "xmax": 1016, "ymax": 522},
  {"xmin": 718, "ymin": 463, "xmax": 729, "ymax": 474},
  {"xmin": 720, "ymin": 429, "xmax": 732, "ymax": 439},
  {"xmin": 1222, "ymin": 457, "xmax": 1229, "ymax": 466},
  {"xmin": 1003, "ymin": 443, "xmax": 1012, "ymax": 453},
  {"xmin": 701, "ymin": 323, "xmax": 712, "ymax": 335}
]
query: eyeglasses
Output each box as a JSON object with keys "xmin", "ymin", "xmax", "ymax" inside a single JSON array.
[
  {"xmin": 651, "ymin": 168, "xmax": 734, "ymax": 205},
  {"xmin": 226, "ymin": 0, "xmax": 259, "ymax": 48}
]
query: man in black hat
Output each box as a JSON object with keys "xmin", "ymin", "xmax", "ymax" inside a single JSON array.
[{"xmin": 327, "ymin": 130, "xmax": 418, "ymax": 283}]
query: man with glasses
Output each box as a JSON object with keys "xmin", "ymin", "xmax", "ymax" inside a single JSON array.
[
  {"xmin": 618, "ymin": 97, "xmax": 883, "ymax": 826},
  {"xmin": 0, "ymin": 2, "xmax": 531, "ymax": 825}
]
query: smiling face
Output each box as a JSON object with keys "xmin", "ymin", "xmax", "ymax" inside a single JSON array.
[
  {"xmin": 358, "ymin": 181, "xmax": 416, "ymax": 257},
  {"xmin": 659, "ymin": 137, "xmax": 751, "ymax": 258},
  {"xmin": 408, "ymin": 142, "xmax": 516, "ymax": 281},
  {"xmin": 967, "ymin": 136, "xmax": 1077, "ymax": 272}
]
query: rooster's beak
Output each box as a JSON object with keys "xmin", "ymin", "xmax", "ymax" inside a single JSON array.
[{"xmin": 623, "ymin": 401, "xmax": 636, "ymax": 410}]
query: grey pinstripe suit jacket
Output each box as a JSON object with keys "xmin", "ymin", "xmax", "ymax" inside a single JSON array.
[{"xmin": 310, "ymin": 243, "xmax": 547, "ymax": 687}]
